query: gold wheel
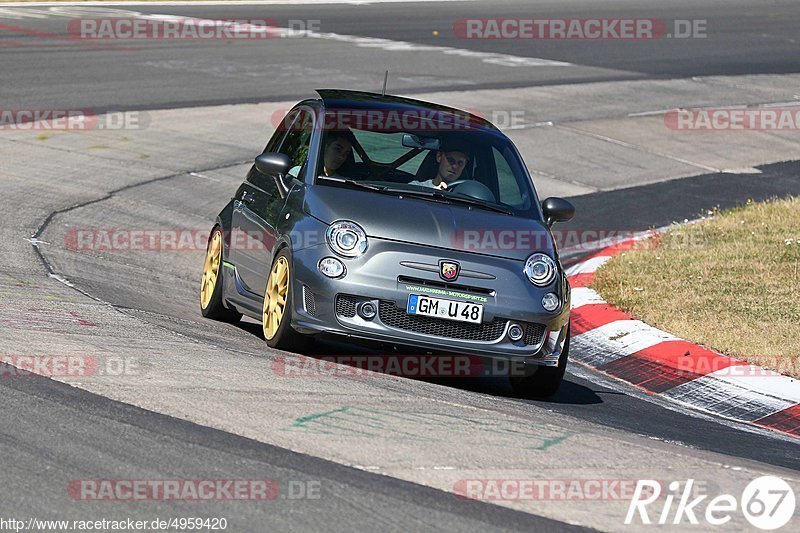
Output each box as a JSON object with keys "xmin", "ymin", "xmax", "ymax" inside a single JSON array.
[
  {"xmin": 200, "ymin": 231, "xmax": 222, "ymax": 309},
  {"xmin": 263, "ymin": 255, "xmax": 289, "ymax": 340}
]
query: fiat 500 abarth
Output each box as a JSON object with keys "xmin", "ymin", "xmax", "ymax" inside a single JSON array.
[{"xmin": 200, "ymin": 90, "xmax": 575, "ymax": 396}]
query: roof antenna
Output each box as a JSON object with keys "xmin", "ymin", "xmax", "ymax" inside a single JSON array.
[{"xmin": 381, "ymin": 70, "xmax": 389, "ymax": 96}]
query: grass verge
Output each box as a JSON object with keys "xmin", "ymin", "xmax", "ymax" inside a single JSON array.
[{"xmin": 591, "ymin": 196, "xmax": 800, "ymax": 379}]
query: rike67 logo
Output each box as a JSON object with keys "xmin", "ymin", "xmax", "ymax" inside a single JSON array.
[{"xmin": 626, "ymin": 477, "xmax": 796, "ymax": 530}]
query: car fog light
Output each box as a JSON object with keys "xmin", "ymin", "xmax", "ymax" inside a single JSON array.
[
  {"xmin": 318, "ymin": 257, "xmax": 345, "ymax": 278},
  {"xmin": 508, "ymin": 323, "xmax": 524, "ymax": 341},
  {"xmin": 358, "ymin": 302, "xmax": 377, "ymax": 320},
  {"xmin": 542, "ymin": 292, "xmax": 560, "ymax": 312}
]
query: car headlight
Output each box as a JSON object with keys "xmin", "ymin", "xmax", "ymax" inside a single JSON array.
[
  {"xmin": 524, "ymin": 253, "xmax": 556, "ymax": 286},
  {"xmin": 326, "ymin": 220, "xmax": 368, "ymax": 258}
]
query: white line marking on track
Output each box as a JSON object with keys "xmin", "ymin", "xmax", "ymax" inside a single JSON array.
[
  {"xmin": 558, "ymin": 123, "xmax": 721, "ymax": 173},
  {"xmin": 0, "ymin": 6, "xmax": 143, "ymax": 19},
  {"xmin": 0, "ymin": 8, "xmax": 51, "ymax": 19},
  {"xmin": 188, "ymin": 171, "xmax": 220, "ymax": 182},
  {"xmin": 48, "ymin": 273, "xmax": 74, "ymax": 287},
  {"xmin": 627, "ymin": 109, "xmax": 676, "ymax": 117},
  {"xmin": 0, "ymin": 7, "xmax": 573, "ymax": 69},
  {"xmin": 276, "ymin": 28, "xmax": 572, "ymax": 68},
  {"xmin": 131, "ymin": 13, "xmax": 573, "ymax": 69}
]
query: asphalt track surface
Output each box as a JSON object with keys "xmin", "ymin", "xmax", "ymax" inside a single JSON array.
[
  {"xmin": 1, "ymin": 372, "xmax": 586, "ymax": 532},
  {"xmin": 2, "ymin": 1, "xmax": 800, "ymax": 531},
  {"xmin": 0, "ymin": 0, "xmax": 798, "ymax": 110}
]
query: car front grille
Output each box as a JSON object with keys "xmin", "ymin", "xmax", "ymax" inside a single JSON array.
[
  {"xmin": 335, "ymin": 294, "xmax": 357, "ymax": 318},
  {"xmin": 378, "ymin": 300, "xmax": 508, "ymax": 342},
  {"xmin": 524, "ymin": 322, "xmax": 547, "ymax": 347},
  {"xmin": 336, "ymin": 294, "xmax": 546, "ymax": 346},
  {"xmin": 302, "ymin": 285, "xmax": 316, "ymax": 317}
]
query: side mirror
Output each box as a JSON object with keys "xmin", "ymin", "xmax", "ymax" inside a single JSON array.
[
  {"xmin": 255, "ymin": 152, "xmax": 294, "ymax": 198},
  {"xmin": 255, "ymin": 152, "xmax": 291, "ymax": 176},
  {"xmin": 541, "ymin": 197, "xmax": 575, "ymax": 226}
]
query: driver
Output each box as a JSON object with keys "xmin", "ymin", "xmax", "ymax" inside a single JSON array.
[
  {"xmin": 289, "ymin": 130, "xmax": 353, "ymax": 180},
  {"xmin": 408, "ymin": 148, "xmax": 470, "ymax": 190}
]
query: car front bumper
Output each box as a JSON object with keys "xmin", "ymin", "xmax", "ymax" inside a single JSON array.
[{"xmin": 289, "ymin": 240, "xmax": 571, "ymax": 367}]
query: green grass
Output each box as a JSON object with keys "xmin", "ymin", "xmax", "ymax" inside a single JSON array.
[{"xmin": 591, "ymin": 196, "xmax": 800, "ymax": 378}]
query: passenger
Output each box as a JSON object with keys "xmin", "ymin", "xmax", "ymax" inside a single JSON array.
[
  {"xmin": 289, "ymin": 131, "xmax": 353, "ymax": 179},
  {"xmin": 408, "ymin": 149, "xmax": 470, "ymax": 190},
  {"xmin": 321, "ymin": 131, "xmax": 353, "ymax": 178}
]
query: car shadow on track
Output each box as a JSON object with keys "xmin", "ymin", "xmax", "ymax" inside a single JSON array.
[
  {"xmin": 426, "ymin": 372, "xmax": 605, "ymax": 406},
  {"xmin": 234, "ymin": 325, "xmax": 607, "ymax": 405}
]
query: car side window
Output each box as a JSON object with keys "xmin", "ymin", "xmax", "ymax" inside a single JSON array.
[
  {"xmin": 277, "ymin": 109, "xmax": 313, "ymax": 179},
  {"xmin": 248, "ymin": 109, "xmax": 295, "ymax": 191},
  {"xmin": 264, "ymin": 111, "xmax": 292, "ymax": 153}
]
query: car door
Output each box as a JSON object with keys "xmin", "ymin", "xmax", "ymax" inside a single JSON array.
[{"xmin": 231, "ymin": 108, "xmax": 314, "ymax": 296}]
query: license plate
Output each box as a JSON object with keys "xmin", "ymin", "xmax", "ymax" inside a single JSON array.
[{"xmin": 406, "ymin": 294, "xmax": 483, "ymax": 324}]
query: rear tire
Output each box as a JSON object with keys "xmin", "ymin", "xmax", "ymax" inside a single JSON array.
[
  {"xmin": 200, "ymin": 227, "xmax": 242, "ymax": 323},
  {"xmin": 262, "ymin": 248, "xmax": 309, "ymax": 352},
  {"xmin": 509, "ymin": 325, "xmax": 570, "ymax": 398}
]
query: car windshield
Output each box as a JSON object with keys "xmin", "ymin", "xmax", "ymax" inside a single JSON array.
[{"xmin": 314, "ymin": 111, "xmax": 540, "ymax": 218}]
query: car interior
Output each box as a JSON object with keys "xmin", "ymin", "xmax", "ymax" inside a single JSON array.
[{"xmin": 317, "ymin": 129, "xmax": 513, "ymax": 204}]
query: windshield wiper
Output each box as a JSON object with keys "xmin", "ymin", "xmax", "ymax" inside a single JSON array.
[
  {"xmin": 384, "ymin": 188, "xmax": 513, "ymax": 214},
  {"xmin": 317, "ymin": 176, "xmax": 384, "ymax": 191},
  {"xmin": 428, "ymin": 191, "xmax": 514, "ymax": 215},
  {"xmin": 317, "ymin": 177, "xmax": 442, "ymax": 203},
  {"xmin": 380, "ymin": 188, "xmax": 458, "ymax": 205}
]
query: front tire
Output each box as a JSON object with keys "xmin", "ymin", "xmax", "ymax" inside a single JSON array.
[
  {"xmin": 510, "ymin": 325, "xmax": 570, "ymax": 398},
  {"xmin": 262, "ymin": 248, "xmax": 309, "ymax": 351},
  {"xmin": 200, "ymin": 227, "xmax": 242, "ymax": 323}
]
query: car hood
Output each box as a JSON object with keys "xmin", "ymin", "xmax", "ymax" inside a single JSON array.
[{"xmin": 304, "ymin": 185, "xmax": 555, "ymax": 261}]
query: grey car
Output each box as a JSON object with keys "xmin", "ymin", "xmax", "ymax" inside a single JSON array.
[{"xmin": 200, "ymin": 90, "xmax": 575, "ymax": 396}]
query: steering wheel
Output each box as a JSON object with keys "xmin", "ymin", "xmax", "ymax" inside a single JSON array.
[{"xmin": 444, "ymin": 179, "xmax": 497, "ymax": 203}]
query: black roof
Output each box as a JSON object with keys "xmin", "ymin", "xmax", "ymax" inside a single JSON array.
[{"xmin": 315, "ymin": 89, "xmax": 498, "ymax": 132}]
